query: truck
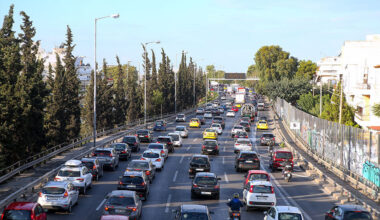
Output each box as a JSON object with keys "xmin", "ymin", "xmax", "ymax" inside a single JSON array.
[
  {"xmin": 241, "ymin": 103, "xmax": 256, "ymax": 122},
  {"xmin": 237, "ymin": 87, "xmax": 245, "ymax": 94},
  {"xmin": 227, "ymin": 86, "xmax": 233, "ymax": 94},
  {"xmin": 235, "ymin": 94, "xmax": 245, "ymax": 106}
]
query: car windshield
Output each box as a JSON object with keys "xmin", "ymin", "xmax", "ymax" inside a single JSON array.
[
  {"xmin": 136, "ymin": 130, "xmax": 148, "ymax": 135},
  {"xmin": 42, "ymin": 187, "xmax": 66, "ymax": 194},
  {"xmin": 93, "ymin": 150, "xmax": 111, "ymax": 157},
  {"xmin": 82, "ymin": 161, "xmax": 94, "ymax": 170},
  {"xmin": 170, "ymin": 135, "xmax": 179, "ymax": 141},
  {"xmin": 228, "ymin": 111, "xmax": 234, "ymax": 113},
  {"xmin": 278, "ymin": 213, "xmax": 303, "ymax": 220},
  {"xmin": 234, "ymin": 126, "xmax": 243, "ymax": 129},
  {"xmin": 177, "ymin": 114, "xmax": 184, "ymax": 117},
  {"xmin": 108, "ymin": 196, "xmax": 135, "ymax": 206},
  {"xmin": 237, "ymin": 132, "xmax": 247, "ymax": 136},
  {"xmin": 240, "ymin": 153, "xmax": 258, "ymax": 160},
  {"xmin": 128, "ymin": 161, "xmax": 149, "ymax": 169},
  {"xmin": 195, "ymin": 176, "xmax": 217, "ymax": 185},
  {"xmin": 3, "ymin": 210, "xmax": 32, "ymax": 220},
  {"xmin": 249, "ymin": 174, "xmax": 268, "ymax": 181},
  {"xmin": 148, "ymin": 144, "xmax": 163, "ymax": 150},
  {"xmin": 237, "ymin": 140, "xmax": 251, "ymax": 145},
  {"xmin": 191, "ymin": 119, "xmax": 198, "ymax": 122},
  {"xmin": 263, "ymin": 134, "xmax": 274, "ymax": 138},
  {"xmin": 111, "ymin": 144, "xmax": 126, "ymax": 151},
  {"xmin": 240, "ymin": 122, "xmax": 249, "ymax": 126},
  {"xmin": 58, "ymin": 170, "xmax": 80, "ymax": 177},
  {"xmin": 192, "ymin": 157, "xmax": 208, "ymax": 165},
  {"xmin": 211, "ymin": 124, "xmax": 220, "ymax": 128},
  {"xmin": 123, "ymin": 137, "xmax": 136, "ymax": 143},
  {"xmin": 276, "ymin": 152, "xmax": 292, "ymax": 159},
  {"xmin": 259, "ymin": 121, "xmax": 266, "ymax": 124},
  {"xmin": 155, "ymin": 121, "xmax": 163, "ymax": 126},
  {"xmin": 157, "ymin": 138, "xmax": 170, "ymax": 143},
  {"xmin": 143, "ymin": 152, "xmax": 159, "ymax": 158},
  {"xmin": 252, "ymin": 185, "xmax": 272, "ymax": 193},
  {"xmin": 343, "ymin": 211, "xmax": 372, "ymax": 220},
  {"xmin": 176, "ymin": 127, "xmax": 185, "ymax": 131},
  {"xmin": 205, "ymin": 129, "xmax": 215, "ymax": 132},
  {"xmin": 121, "ymin": 176, "xmax": 144, "ymax": 184},
  {"xmin": 204, "ymin": 141, "xmax": 217, "ymax": 147}
]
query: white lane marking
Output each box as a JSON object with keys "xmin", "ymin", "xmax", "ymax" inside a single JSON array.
[
  {"xmin": 173, "ymin": 170, "xmax": 178, "ymax": 182},
  {"xmin": 179, "ymin": 155, "xmax": 184, "ymax": 164},
  {"xmin": 96, "ymin": 199, "xmax": 107, "ymax": 211},
  {"xmin": 164, "ymin": 194, "xmax": 172, "ymax": 213},
  {"xmin": 187, "ymin": 146, "xmax": 190, "ymax": 151},
  {"xmin": 224, "ymin": 172, "xmax": 229, "ymax": 183},
  {"xmin": 223, "ymin": 146, "xmax": 226, "ymax": 152},
  {"xmin": 222, "ymin": 156, "xmax": 225, "ymax": 164}
]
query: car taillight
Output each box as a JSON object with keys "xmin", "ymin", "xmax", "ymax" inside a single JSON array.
[
  {"xmin": 161, "ymin": 150, "xmax": 164, "ymax": 154},
  {"xmin": 121, "ymin": 151, "xmax": 126, "ymax": 154},
  {"xmin": 146, "ymin": 170, "xmax": 151, "ymax": 175},
  {"xmin": 76, "ymin": 178, "xmax": 84, "ymax": 182},
  {"xmin": 141, "ymin": 182, "xmax": 146, "ymax": 186},
  {"xmin": 63, "ymin": 191, "xmax": 68, "ymax": 198},
  {"xmin": 39, "ymin": 192, "xmax": 42, "ymax": 197},
  {"xmin": 249, "ymin": 185, "xmax": 253, "ymax": 193},
  {"xmin": 145, "ymin": 135, "xmax": 149, "ymax": 138},
  {"xmin": 234, "ymin": 135, "xmax": 238, "ymax": 138},
  {"xmin": 127, "ymin": 207, "xmax": 137, "ymax": 212},
  {"xmin": 134, "ymin": 143, "xmax": 137, "ymax": 146},
  {"xmin": 91, "ymin": 152, "xmax": 95, "ymax": 156},
  {"xmin": 248, "ymin": 144, "xmax": 252, "ymax": 146},
  {"xmin": 168, "ymin": 142, "xmax": 172, "ymax": 145},
  {"xmin": 135, "ymin": 134, "xmax": 138, "ymax": 136},
  {"xmin": 214, "ymin": 185, "xmax": 219, "ymax": 189},
  {"xmin": 119, "ymin": 181, "xmax": 123, "ymax": 185},
  {"xmin": 232, "ymin": 212, "xmax": 240, "ymax": 217},
  {"xmin": 93, "ymin": 165, "xmax": 96, "ymax": 170},
  {"xmin": 109, "ymin": 154, "xmax": 113, "ymax": 157},
  {"xmin": 235, "ymin": 143, "xmax": 240, "ymax": 145},
  {"xmin": 193, "ymin": 184, "xmax": 198, "ymax": 188},
  {"xmin": 156, "ymin": 141, "xmax": 160, "ymax": 143},
  {"xmin": 261, "ymin": 137, "xmax": 264, "ymax": 140},
  {"xmin": 54, "ymin": 177, "xmax": 60, "ymax": 181},
  {"xmin": 141, "ymin": 158, "xmax": 146, "ymax": 160},
  {"xmin": 202, "ymin": 145, "xmax": 205, "ymax": 149},
  {"xmin": 215, "ymin": 145, "xmax": 218, "ymax": 150},
  {"xmin": 104, "ymin": 206, "xmax": 109, "ymax": 211},
  {"xmin": 271, "ymin": 186, "xmax": 274, "ymax": 193},
  {"xmin": 156, "ymin": 158, "xmax": 161, "ymax": 162},
  {"xmin": 245, "ymin": 136, "xmax": 248, "ymax": 138}
]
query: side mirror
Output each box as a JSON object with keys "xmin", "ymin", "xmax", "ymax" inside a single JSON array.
[
  {"xmin": 263, "ymin": 211, "xmax": 267, "ymax": 215},
  {"xmin": 217, "ymin": 177, "xmax": 221, "ymax": 180}
]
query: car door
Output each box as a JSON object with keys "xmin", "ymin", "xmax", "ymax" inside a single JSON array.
[
  {"xmin": 68, "ymin": 183, "xmax": 79, "ymax": 205},
  {"xmin": 35, "ymin": 204, "xmax": 46, "ymax": 220},
  {"xmin": 82, "ymin": 167, "xmax": 92, "ymax": 186},
  {"xmin": 326, "ymin": 206, "xmax": 337, "ymax": 220},
  {"xmin": 242, "ymin": 182, "xmax": 250, "ymax": 201}
]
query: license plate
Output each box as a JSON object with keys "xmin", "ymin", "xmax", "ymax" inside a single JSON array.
[
  {"xmin": 201, "ymin": 192, "xmax": 212, "ymax": 195},
  {"xmin": 115, "ymin": 209, "xmax": 125, "ymax": 213},
  {"xmin": 127, "ymin": 185, "xmax": 136, "ymax": 188},
  {"xmin": 139, "ymin": 135, "xmax": 144, "ymax": 137},
  {"xmin": 256, "ymin": 196, "xmax": 268, "ymax": 200},
  {"xmin": 207, "ymin": 149, "xmax": 213, "ymax": 152},
  {"xmin": 246, "ymin": 160, "xmax": 253, "ymax": 163},
  {"xmin": 196, "ymin": 168, "xmax": 203, "ymax": 171},
  {"xmin": 48, "ymin": 197, "xmax": 58, "ymax": 200}
]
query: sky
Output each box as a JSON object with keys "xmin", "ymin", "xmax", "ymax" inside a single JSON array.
[{"xmin": 1, "ymin": 0, "xmax": 380, "ymax": 73}]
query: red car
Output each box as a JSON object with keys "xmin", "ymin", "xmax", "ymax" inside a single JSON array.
[
  {"xmin": 1, "ymin": 202, "xmax": 47, "ymax": 220},
  {"xmin": 244, "ymin": 170, "xmax": 270, "ymax": 186},
  {"xmin": 231, "ymin": 106, "xmax": 239, "ymax": 112},
  {"xmin": 269, "ymin": 150, "xmax": 293, "ymax": 171}
]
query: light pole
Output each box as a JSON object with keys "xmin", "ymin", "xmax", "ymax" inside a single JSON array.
[
  {"xmin": 143, "ymin": 41, "xmax": 160, "ymax": 126},
  {"xmin": 93, "ymin": 13, "xmax": 119, "ymax": 148}
]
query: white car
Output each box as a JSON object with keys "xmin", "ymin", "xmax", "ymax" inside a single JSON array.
[
  {"xmin": 196, "ymin": 108, "xmax": 205, "ymax": 114},
  {"xmin": 168, "ymin": 132, "xmax": 182, "ymax": 147},
  {"xmin": 226, "ymin": 110, "xmax": 235, "ymax": 117},
  {"xmin": 264, "ymin": 206, "xmax": 304, "ymax": 220},
  {"xmin": 234, "ymin": 138, "xmax": 253, "ymax": 153},
  {"xmin": 210, "ymin": 123, "xmax": 223, "ymax": 135},
  {"xmin": 175, "ymin": 126, "xmax": 188, "ymax": 138},
  {"xmin": 231, "ymin": 125, "xmax": 245, "ymax": 137},
  {"xmin": 148, "ymin": 143, "xmax": 168, "ymax": 159},
  {"xmin": 38, "ymin": 181, "xmax": 79, "ymax": 213},
  {"xmin": 243, "ymin": 181, "xmax": 276, "ymax": 211},
  {"xmin": 54, "ymin": 160, "xmax": 93, "ymax": 194},
  {"xmin": 141, "ymin": 149, "xmax": 165, "ymax": 170},
  {"xmin": 204, "ymin": 112, "xmax": 212, "ymax": 119},
  {"xmin": 176, "ymin": 114, "xmax": 186, "ymax": 122}
]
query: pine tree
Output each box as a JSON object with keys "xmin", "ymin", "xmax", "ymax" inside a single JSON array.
[
  {"xmin": 126, "ymin": 65, "xmax": 141, "ymax": 122},
  {"xmin": 46, "ymin": 63, "xmax": 54, "ymax": 91},
  {"xmin": 113, "ymin": 56, "xmax": 126, "ymax": 125},
  {"xmin": 151, "ymin": 50, "xmax": 158, "ymax": 91},
  {"xmin": 97, "ymin": 59, "xmax": 114, "ymax": 129},
  {"xmin": 82, "ymin": 70, "xmax": 95, "ymax": 136}
]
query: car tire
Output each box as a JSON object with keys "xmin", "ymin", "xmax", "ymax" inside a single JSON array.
[
  {"xmin": 191, "ymin": 192, "xmax": 196, "ymax": 199},
  {"xmin": 214, "ymin": 193, "xmax": 220, "ymax": 200},
  {"xmin": 67, "ymin": 202, "xmax": 72, "ymax": 213},
  {"xmin": 236, "ymin": 167, "xmax": 240, "ymax": 172},
  {"xmin": 82, "ymin": 185, "xmax": 86, "ymax": 195},
  {"xmin": 245, "ymin": 205, "xmax": 251, "ymax": 212}
]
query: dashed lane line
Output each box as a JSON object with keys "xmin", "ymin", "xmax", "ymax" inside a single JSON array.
[
  {"xmin": 173, "ymin": 170, "xmax": 178, "ymax": 182},
  {"xmin": 179, "ymin": 155, "xmax": 184, "ymax": 164},
  {"xmin": 164, "ymin": 194, "xmax": 172, "ymax": 213},
  {"xmin": 96, "ymin": 199, "xmax": 107, "ymax": 211},
  {"xmin": 224, "ymin": 172, "xmax": 229, "ymax": 183}
]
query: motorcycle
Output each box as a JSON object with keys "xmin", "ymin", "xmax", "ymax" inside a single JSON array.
[
  {"xmin": 268, "ymin": 140, "xmax": 274, "ymax": 158},
  {"xmin": 227, "ymin": 199, "xmax": 241, "ymax": 220},
  {"xmin": 282, "ymin": 161, "xmax": 293, "ymax": 182}
]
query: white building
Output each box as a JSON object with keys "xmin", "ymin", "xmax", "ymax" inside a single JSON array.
[{"xmin": 316, "ymin": 56, "xmax": 340, "ymax": 86}]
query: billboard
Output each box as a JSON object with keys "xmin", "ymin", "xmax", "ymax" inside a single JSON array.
[{"xmin": 224, "ymin": 73, "xmax": 246, "ymax": 79}]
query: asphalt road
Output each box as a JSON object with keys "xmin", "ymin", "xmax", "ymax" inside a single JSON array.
[{"xmin": 47, "ymin": 100, "xmax": 337, "ymax": 220}]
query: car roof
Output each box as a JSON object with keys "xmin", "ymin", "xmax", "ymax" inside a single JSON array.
[
  {"xmin": 204, "ymin": 139, "xmax": 217, "ymax": 143},
  {"xmin": 338, "ymin": 204, "xmax": 369, "ymax": 212},
  {"xmin": 148, "ymin": 143, "xmax": 164, "ymax": 147},
  {"xmin": 60, "ymin": 166, "xmax": 81, "ymax": 171},
  {"xmin": 123, "ymin": 171, "xmax": 143, "ymax": 176},
  {"xmin": 130, "ymin": 159, "xmax": 149, "ymax": 163},
  {"xmin": 143, "ymin": 149, "xmax": 161, "ymax": 154},
  {"xmin": 276, "ymin": 206, "xmax": 302, "ymax": 214},
  {"xmin": 111, "ymin": 143, "xmax": 127, "ymax": 146},
  {"xmin": 176, "ymin": 125, "xmax": 186, "ymax": 128},
  {"xmin": 6, "ymin": 202, "xmax": 37, "ymax": 210},
  {"xmin": 64, "ymin": 159, "xmax": 82, "ymax": 167},
  {"xmin": 195, "ymin": 172, "xmax": 216, "ymax": 177},
  {"xmin": 275, "ymin": 150, "xmax": 292, "ymax": 153},
  {"xmin": 168, "ymin": 132, "xmax": 180, "ymax": 136},
  {"xmin": 109, "ymin": 190, "xmax": 135, "ymax": 197},
  {"xmin": 248, "ymin": 170, "xmax": 268, "ymax": 175},
  {"xmin": 158, "ymin": 136, "xmax": 171, "ymax": 139},
  {"xmin": 181, "ymin": 204, "xmax": 208, "ymax": 213},
  {"xmin": 44, "ymin": 181, "xmax": 68, "ymax": 188},
  {"xmin": 250, "ymin": 181, "xmax": 273, "ymax": 186}
]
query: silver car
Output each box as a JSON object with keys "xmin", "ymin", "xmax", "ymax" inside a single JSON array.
[
  {"xmin": 231, "ymin": 125, "xmax": 245, "ymax": 137},
  {"xmin": 37, "ymin": 181, "xmax": 79, "ymax": 213},
  {"xmin": 234, "ymin": 138, "xmax": 253, "ymax": 153},
  {"xmin": 175, "ymin": 126, "xmax": 188, "ymax": 138},
  {"xmin": 168, "ymin": 132, "xmax": 183, "ymax": 147}
]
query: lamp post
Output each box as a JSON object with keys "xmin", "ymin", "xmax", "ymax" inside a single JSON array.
[
  {"xmin": 93, "ymin": 13, "xmax": 119, "ymax": 148},
  {"xmin": 143, "ymin": 41, "xmax": 160, "ymax": 127}
]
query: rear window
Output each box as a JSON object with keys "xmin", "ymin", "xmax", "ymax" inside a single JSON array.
[
  {"xmin": 278, "ymin": 213, "xmax": 302, "ymax": 220},
  {"xmin": 157, "ymin": 138, "xmax": 170, "ymax": 143},
  {"xmin": 205, "ymin": 129, "xmax": 214, "ymax": 132},
  {"xmin": 148, "ymin": 144, "xmax": 163, "ymax": 150},
  {"xmin": 240, "ymin": 153, "xmax": 258, "ymax": 160},
  {"xmin": 191, "ymin": 119, "xmax": 199, "ymax": 122},
  {"xmin": 343, "ymin": 211, "xmax": 372, "ymax": 220},
  {"xmin": 111, "ymin": 144, "xmax": 126, "ymax": 151},
  {"xmin": 176, "ymin": 127, "xmax": 185, "ymax": 131},
  {"xmin": 204, "ymin": 141, "xmax": 217, "ymax": 147},
  {"xmin": 136, "ymin": 130, "xmax": 148, "ymax": 135},
  {"xmin": 191, "ymin": 157, "xmax": 208, "ymax": 165},
  {"xmin": 121, "ymin": 176, "xmax": 144, "ymax": 184},
  {"xmin": 276, "ymin": 152, "xmax": 292, "ymax": 159},
  {"xmin": 128, "ymin": 161, "xmax": 149, "ymax": 169},
  {"xmin": 177, "ymin": 114, "xmax": 184, "ymax": 117},
  {"xmin": 42, "ymin": 187, "xmax": 66, "ymax": 194},
  {"xmin": 237, "ymin": 140, "xmax": 251, "ymax": 145},
  {"xmin": 170, "ymin": 135, "xmax": 179, "ymax": 141},
  {"xmin": 143, "ymin": 152, "xmax": 159, "ymax": 158},
  {"xmin": 249, "ymin": 174, "xmax": 269, "ymax": 181},
  {"xmin": 195, "ymin": 176, "xmax": 217, "ymax": 185},
  {"xmin": 108, "ymin": 196, "xmax": 135, "ymax": 206},
  {"xmin": 58, "ymin": 170, "xmax": 80, "ymax": 177},
  {"xmin": 94, "ymin": 150, "xmax": 111, "ymax": 157},
  {"xmin": 82, "ymin": 161, "xmax": 94, "ymax": 170},
  {"xmin": 262, "ymin": 134, "xmax": 274, "ymax": 138},
  {"xmin": 3, "ymin": 210, "xmax": 32, "ymax": 220},
  {"xmin": 155, "ymin": 121, "xmax": 164, "ymax": 125},
  {"xmin": 211, "ymin": 124, "xmax": 220, "ymax": 128},
  {"xmin": 123, "ymin": 137, "xmax": 136, "ymax": 143},
  {"xmin": 234, "ymin": 126, "xmax": 243, "ymax": 129},
  {"xmin": 252, "ymin": 185, "xmax": 272, "ymax": 193},
  {"xmin": 240, "ymin": 122, "xmax": 249, "ymax": 126}
]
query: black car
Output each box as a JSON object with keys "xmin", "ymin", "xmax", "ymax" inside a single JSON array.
[
  {"xmin": 110, "ymin": 143, "xmax": 131, "ymax": 160},
  {"xmin": 81, "ymin": 157, "xmax": 103, "ymax": 181},
  {"xmin": 153, "ymin": 120, "xmax": 166, "ymax": 131},
  {"xmin": 191, "ymin": 172, "xmax": 221, "ymax": 199},
  {"xmin": 325, "ymin": 204, "xmax": 372, "ymax": 220},
  {"xmin": 196, "ymin": 114, "xmax": 206, "ymax": 125},
  {"xmin": 103, "ymin": 190, "xmax": 142, "ymax": 219},
  {"xmin": 122, "ymin": 136, "xmax": 141, "ymax": 152},
  {"xmin": 126, "ymin": 160, "xmax": 156, "ymax": 183},
  {"xmin": 201, "ymin": 140, "xmax": 219, "ymax": 155},
  {"xmin": 260, "ymin": 133, "xmax": 275, "ymax": 146},
  {"xmin": 136, "ymin": 129, "xmax": 152, "ymax": 143},
  {"xmin": 211, "ymin": 108, "xmax": 220, "ymax": 116},
  {"xmin": 212, "ymin": 116, "xmax": 225, "ymax": 129},
  {"xmin": 173, "ymin": 204, "xmax": 213, "ymax": 220},
  {"xmin": 239, "ymin": 121, "xmax": 251, "ymax": 132},
  {"xmin": 156, "ymin": 136, "xmax": 174, "ymax": 153},
  {"xmin": 233, "ymin": 131, "xmax": 249, "ymax": 139},
  {"xmin": 118, "ymin": 171, "xmax": 150, "ymax": 200},
  {"xmin": 235, "ymin": 151, "xmax": 260, "ymax": 172},
  {"xmin": 189, "ymin": 155, "xmax": 211, "ymax": 177}
]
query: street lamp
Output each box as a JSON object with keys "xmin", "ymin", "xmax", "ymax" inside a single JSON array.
[
  {"xmin": 93, "ymin": 13, "xmax": 119, "ymax": 148},
  {"xmin": 143, "ymin": 41, "xmax": 160, "ymax": 127}
]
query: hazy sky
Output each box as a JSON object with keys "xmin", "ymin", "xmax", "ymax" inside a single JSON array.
[{"xmin": 1, "ymin": 0, "xmax": 380, "ymax": 72}]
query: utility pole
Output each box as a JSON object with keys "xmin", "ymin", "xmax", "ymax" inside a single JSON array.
[
  {"xmin": 320, "ymin": 80, "xmax": 322, "ymax": 116},
  {"xmin": 339, "ymin": 74, "xmax": 343, "ymax": 124}
]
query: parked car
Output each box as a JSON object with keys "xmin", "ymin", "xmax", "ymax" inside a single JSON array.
[
  {"xmin": 243, "ymin": 181, "xmax": 276, "ymax": 211},
  {"xmin": 174, "ymin": 126, "xmax": 188, "ymax": 138},
  {"xmin": 81, "ymin": 157, "xmax": 104, "ymax": 181},
  {"xmin": 173, "ymin": 204, "xmax": 213, "ymax": 220},
  {"xmin": 269, "ymin": 150, "xmax": 293, "ymax": 171},
  {"xmin": 210, "ymin": 123, "xmax": 223, "ymax": 135},
  {"xmin": 38, "ymin": 181, "xmax": 79, "ymax": 213},
  {"xmin": 264, "ymin": 206, "xmax": 304, "ymax": 220},
  {"xmin": 189, "ymin": 155, "xmax": 211, "ymax": 177},
  {"xmin": 168, "ymin": 132, "xmax": 182, "ymax": 147},
  {"xmin": 135, "ymin": 129, "xmax": 152, "ymax": 143},
  {"xmin": 195, "ymin": 114, "xmax": 206, "ymax": 125},
  {"xmin": 176, "ymin": 114, "xmax": 186, "ymax": 122},
  {"xmin": 234, "ymin": 138, "xmax": 253, "ymax": 154},
  {"xmin": 231, "ymin": 125, "xmax": 245, "ymax": 137},
  {"xmin": 125, "ymin": 160, "xmax": 156, "ymax": 183},
  {"xmin": 147, "ymin": 143, "xmax": 168, "ymax": 159},
  {"xmin": 325, "ymin": 204, "xmax": 372, "ymax": 220},
  {"xmin": 92, "ymin": 148, "xmax": 119, "ymax": 171},
  {"xmin": 191, "ymin": 172, "xmax": 221, "ymax": 199},
  {"xmin": 226, "ymin": 110, "xmax": 236, "ymax": 117},
  {"xmin": 103, "ymin": 190, "xmax": 142, "ymax": 219},
  {"xmin": 153, "ymin": 120, "xmax": 167, "ymax": 131},
  {"xmin": 201, "ymin": 140, "xmax": 219, "ymax": 155},
  {"xmin": 244, "ymin": 170, "xmax": 270, "ymax": 186},
  {"xmin": 212, "ymin": 116, "xmax": 225, "ymax": 129},
  {"xmin": 55, "ymin": 160, "xmax": 93, "ymax": 194},
  {"xmin": 260, "ymin": 133, "xmax": 275, "ymax": 146},
  {"xmin": 156, "ymin": 136, "xmax": 174, "ymax": 153},
  {"xmin": 110, "ymin": 143, "xmax": 131, "ymax": 160},
  {"xmin": 118, "ymin": 171, "xmax": 150, "ymax": 200},
  {"xmin": 122, "ymin": 135, "xmax": 141, "ymax": 152},
  {"xmin": 1, "ymin": 202, "xmax": 47, "ymax": 220},
  {"xmin": 140, "ymin": 149, "xmax": 165, "ymax": 170},
  {"xmin": 235, "ymin": 151, "xmax": 260, "ymax": 172}
]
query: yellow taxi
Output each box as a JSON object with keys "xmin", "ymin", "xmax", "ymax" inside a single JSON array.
[
  {"xmin": 257, "ymin": 120, "xmax": 268, "ymax": 130},
  {"xmin": 236, "ymin": 104, "xmax": 241, "ymax": 108},
  {"xmin": 189, "ymin": 118, "xmax": 201, "ymax": 128},
  {"xmin": 203, "ymin": 128, "xmax": 218, "ymax": 140}
]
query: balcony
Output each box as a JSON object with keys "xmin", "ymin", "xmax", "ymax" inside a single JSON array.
[{"xmin": 355, "ymin": 112, "xmax": 370, "ymax": 122}]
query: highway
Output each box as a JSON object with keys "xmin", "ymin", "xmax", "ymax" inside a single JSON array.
[{"xmin": 47, "ymin": 99, "xmax": 337, "ymax": 220}]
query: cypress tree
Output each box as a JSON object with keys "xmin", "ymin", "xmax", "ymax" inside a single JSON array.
[
  {"xmin": 126, "ymin": 65, "xmax": 141, "ymax": 122},
  {"xmin": 113, "ymin": 56, "xmax": 126, "ymax": 125},
  {"xmin": 97, "ymin": 59, "xmax": 114, "ymax": 129},
  {"xmin": 82, "ymin": 70, "xmax": 94, "ymax": 136},
  {"xmin": 151, "ymin": 49, "xmax": 158, "ymax": 91}
]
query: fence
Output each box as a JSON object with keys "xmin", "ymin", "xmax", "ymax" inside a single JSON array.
[{"xmin": 274, "ymin": 98, "xmax": 380, "ymax": 189}]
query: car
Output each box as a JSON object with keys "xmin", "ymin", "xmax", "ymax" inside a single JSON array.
[
  {"xmin": 122, "ymin": 136, "xmax": 141, "ymax": 152},
  {"xmin": 100, "ymin": 215, "xmax": 130, "ymax": 220},
  {"xmin": 210, "ymin": 123, "xmax": 222, "ymax": 135},
  {"xmin": 217, "ymin": 107, "xmax": 224, "ymax": 114},
  {"xmin": 233, "ymin": 131, "xmax": 249, "ymax": 139},
  {"xmin": 147, "ymin": 143, "xmax": 168, "ymax": 159},
  {"xmin": 189, "ymin": 118, "xmax": 201, "ymax": 128},
  {"xmin": 269, "ymin": 150, "xmax": 293, "ymax": 171},
  {"xmin": 55, "ymin": 160, "xmax": 93, "ymax": 194},
  {"xmin": 211, "ymin": 108, "xmax": 220, "ymax": 116},
  {"xmin": 264, "ymin": 206, "xmax": 304, "ymax": 220},
  {"xmin": 174, "ymin": 126, "xmax": 188, "ymax": 138},
  {"xmin": 110, "ymin": 143, "xmax": 131, "ymax": 160},
  {"xmin": 173, "ymin": 204, "xmax": 213, "ymax": 220},
  {"xmin": 226, "ymin": 110, "xmax": 236, "ymax": 117},
  {"xmin": 140, "ymin": 149, "xmax": 165, "ymax": 170},
  {"xmin": 260, "ymin": 133, "xmax": 275, "ymax": 146},
  {"xmin": 189, "ymin": 155, "xmax": 211, "ymax": 177},
  {"xmin": 243, "ymin": 181, "xmax": 276, "ymax": 211},
  {"xmin": 1, "ymin": 202, "xmax": 47, "ymax": 220},
  {"xmin": 191, "ymin": 172, "xmax": 221, "ymax": 199},
  {"xmin": 258, "ymin": 102, "xmax": 265, "ymax": 111},
  {"xmin": 231, "ymin": 125, "xmax": 245, "ymax": 137},
  {"xmin": 240, "ymin": 121, "xmax": 251, "ymax": 132},
  {"xmin": 37, "ymin": 181, "xmax": 79, "ymax": 213},
  {"xmin": 244, "ymin": 170, "xmax": 270, "ymax": 186},
  {"xmin": 212, "ymin": 116, "xmax": 225, "ymax": 129},
  {"xmin": 204, "ymin": 112, "xmax": 213, "ymax": 119},
  {"xmin": 325, "ymin": 204, "xmax": 372, "ymax": 220},
  {"xmin": 221, "ymin": 96, "xmax": 226, "ymax": 100},
  {"xmin": 259, "ymin": 116, "xmax": 268, "ymax": 122},
  {"xmin": 240, "ymin": 117, "xmax": 251, "ymax": 124},
  {"xmin": 81, "ymin": 157, "xmax": 104, "ymax": 181},
  {"xmin": 201, "ymin": 140, "xmax": 219, "ymax": 155},
  {"xmin": 231, "ymin": 106, "xmax": 239, "ymax": 112},
  {"xmin": 235, "ymin": 151, "xmax": 260, "ymax": 172},
  {"xmin": 103, "ymin": 190, "xmax": 142, "ymax": 219},
  {"xmin": 205, "ymin": 103, "xmax": 213, "ymax": 110},
  {"xmin": 257, "ymin": 120, "xmax": 269, "ymax": 130},
  {"xmin": 234, "ymin": 138, "xmax": 253, "ymax": 154},
  {"xmin": 196, "ymin": 108, "xmax": 205, "ymax": 114},
  {"xmin": 176, "ymin": 114, "xmax": 186, "ymax": 122},
  {"xmin": 92, "ymin": 148, "xmax": 120, "ymax": 170},
  {"xmin": 153, "ymin": 120, "xmax": 166, "ymax": 131},
  {"xmin": 203, "ymin": 128, "xmax": 218, "ymax": 140},
  {"xmin": 135, "ymin": 129, "xmax": 152, "ymax": 143},
  {"xmin": 126, "ymin": 160, "xmax": 156, "ymax": 183},
  {"xmin": 195, "ymin": 114, "xmax": 206, "ymax": 125},
  {"xmin": 236, "ymin": 104, "xmax": 242, "ymax": 108},
  {"xmin": 168, "ymin": 132, "xmax": 182, "ymax": 147},
  {"xmin": 156, "ymin": 136, "xmax": 174, "ymax": 153},
  {"xmin": 118, "ymin": 171, "xmax": 150, "ymax": 200}
]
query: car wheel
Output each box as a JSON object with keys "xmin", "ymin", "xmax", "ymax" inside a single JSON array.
[
  {"xmin": 67, "ymin": 202, "xmax": 72, "ymax": 213},
  {"xmin": 191, "ymin": 192, "xmax": 196, "ymax": 199},
  {"xmin": 236, "ymin": 167, "xmax": 240, "ymax": 172},
  {"xmin": 88, "ymin": 182, "xmax": 92, "ymax": 189},
  {"xmin": 214, "ymin": 193, "xmax": 220, "ymax": 200},
  {"xmin": 245, "ymin": 205, "xmax": 251, "ymax": 212}
]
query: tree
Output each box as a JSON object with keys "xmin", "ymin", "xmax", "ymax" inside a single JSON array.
[
  {"xmin": 158, "ymin": 49, "xmax": 174, "ymax": 114},
  {"xmin": 113, "ymin": 56, "xmax": 126, "ymax": 125},
  {"xmin": 373, "ymin": 103, "xmax": 380, "ymax": 117},
  {"xmin": 264, "ymin": 77, "xmax": 311, "ymax": 105},
  {"xmin": 97, "ymin": 59, "xmax": 114, "ymax": 129},
  {"xmin": 126, "ymin": 64, "xmax": 141, "ymax": 122},
  {"xmin": 151, "ymin": 89, "xmax": 164, "ymax": 117},
  {"xmin": 295, "ymin": 60, "xmax": 317, "ymax": 81},
  {"xmin": 81, "ymin": 70, "xmax": 95, "ymax": 136},
  {"xmin": 151, "ymin": 49, "xmax": 158, "ymax": 91}
]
